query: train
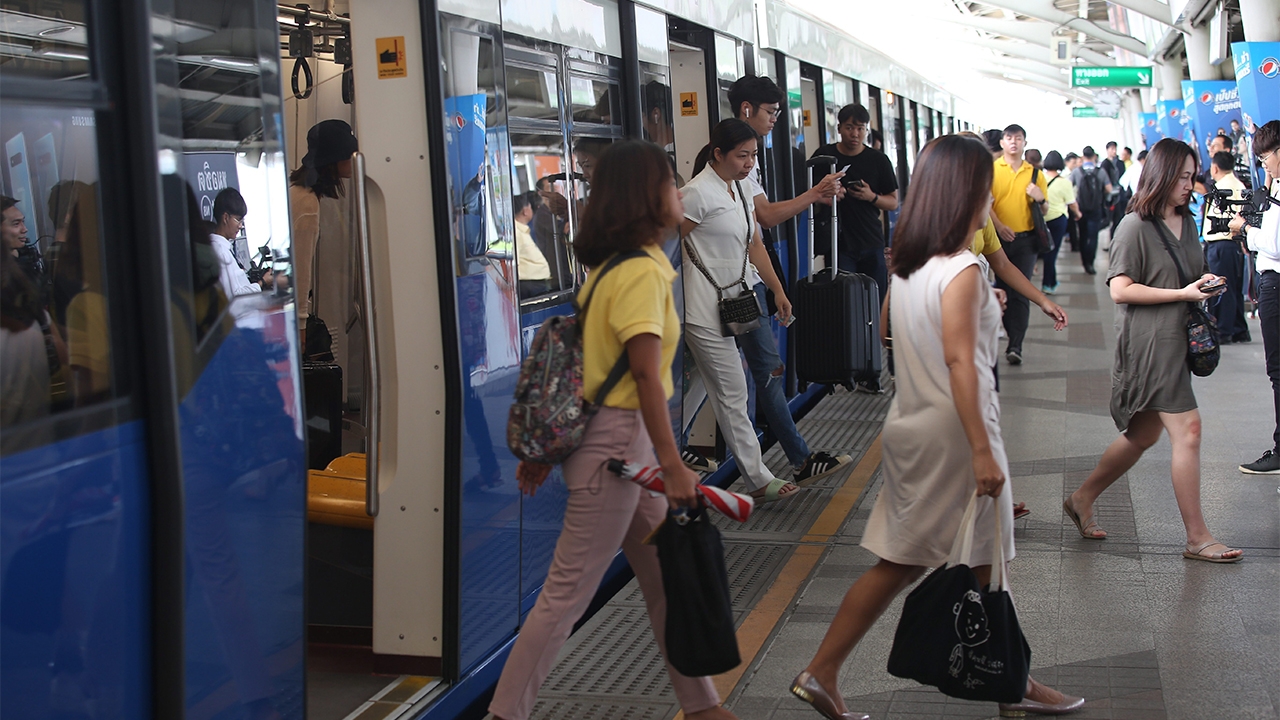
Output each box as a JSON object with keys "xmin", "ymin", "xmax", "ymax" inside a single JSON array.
[{"xmin": 0, "ymin": 0, "xmax": 971, "ymax": 718}]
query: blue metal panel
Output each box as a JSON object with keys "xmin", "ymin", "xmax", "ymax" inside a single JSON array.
[
  {"xmin": 1, "ymin": 420, "xmax": 151, "ymax": 720},
  {"xmin": 457, "ymin": 271, "xmax": 523, "ymax": 673},
  {"xmin": 177, "ymin": 307, "xmax": 307, "ymax": 719}
]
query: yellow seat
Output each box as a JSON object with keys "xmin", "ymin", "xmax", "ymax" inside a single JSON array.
[{"xmin": 308, "ymin": 453, "xmax": 373, "ymax": 529}]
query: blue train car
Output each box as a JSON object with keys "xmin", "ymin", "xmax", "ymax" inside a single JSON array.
[{"xmin": 0, "ymin": 1, "xmax": 959, "ymax": 718}]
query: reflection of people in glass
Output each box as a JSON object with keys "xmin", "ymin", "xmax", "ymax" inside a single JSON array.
[
  {"xmin": 514, "ymin": 192, "xmax": 551, "ymax": 299},
  {"xmin": 461, "ymin": 162, "xmax": 488, "ymax": 257},
  {"xmin": 0, "ymin": 244, "xmax": 53, "ymax": 427},
  {"xmin": 60, "ymin": 192, "xmax": 111, "ymax": 408},
  {"xmin": 289, "ymin": 119, "xmax": 358, "ymax": 325},
  {"xmin": 642, "ymin": 81, "xmax": 682, "ymax": 186},
  {"xmin": 209, "ymin": 188, "xmax": 270, "ymax": 299},
  {"xmin": 2, "ymin": 196, "xmax": 43, "ymax": 293},
  {"xmin": 459, "ymin": 276, "xmax": 502, "ymax": 493}
]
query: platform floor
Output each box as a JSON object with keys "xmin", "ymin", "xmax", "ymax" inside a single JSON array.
[{"xmin": 520, "ymin": 247, "xmax": 1280, "ymax": 720}]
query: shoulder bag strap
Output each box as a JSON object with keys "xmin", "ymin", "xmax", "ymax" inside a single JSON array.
[
  {"xmin": 575, "ymin": 249, "xmax": 651, "ymax": 405},
  {"xmin": 682, "ymin": 182, "xmax": 753, "ymax": 297},
  {"xmin": 1149, "ymin": 218, "xmax": 1192, "ymax": 289}
]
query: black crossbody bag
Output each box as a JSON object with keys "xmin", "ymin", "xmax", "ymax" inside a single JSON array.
[
  {"xmin": 684, "ymin": 180, "xmax": 764, "ymax": 336},
  {"xmin": 1150, "ymin": 219, "xmax": 1220, "ymax": 377}
]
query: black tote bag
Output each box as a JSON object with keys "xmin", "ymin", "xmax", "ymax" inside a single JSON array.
[
  {"xmin": 654, "ymin": 508, "xmax": 741, "ymax": 677},
  {"xmin": 1029, "ymin": 168, "xmax": 1053, "ymax": 253},
  {"xmin": 886, "ymin": 494, "xmax": 1030, "ymax": 703}
]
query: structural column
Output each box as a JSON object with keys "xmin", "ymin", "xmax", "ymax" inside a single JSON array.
[
  {"xmin": 1158, "ymin": 56, "xmax": 1184, "ymax": 100},
  {"xmin": 1185, "ymin": 23, "xmax": 1224, "ymax": 79},
  {"xmin": 1239, "ymin": 0, "xmax": 1280, "ymax": 42}
]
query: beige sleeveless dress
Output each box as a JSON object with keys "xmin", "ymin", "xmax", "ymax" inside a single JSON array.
[{"xmin": 862, "ymin": 251, "xmax": 1015, "ymax": 568}]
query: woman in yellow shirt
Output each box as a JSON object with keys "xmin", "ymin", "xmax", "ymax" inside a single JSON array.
[
  {"xmin": 1040, "ymin": 151, "xmax": 1081, "ymax": 294},
  {"xmin": 490, "ymin": 141, "xmax": 737, "ymax": 720}
]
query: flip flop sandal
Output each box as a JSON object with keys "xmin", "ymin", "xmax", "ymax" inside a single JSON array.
[
  {"xmin": 1062, "ymin": 500, "xmax": 1106, "ymax": 539},
  {"xmin": 1183, "ymin": 541, "xmax": 1243, "ymax": 563},
  {"xmin": 750, "ymin": 478, "xmax": 800, "ymax": 504}
]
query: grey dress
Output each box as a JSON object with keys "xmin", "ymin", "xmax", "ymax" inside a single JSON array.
[{"xmin": 1106, "ymin": 212, "xmax": 1208, "ymax": 431}]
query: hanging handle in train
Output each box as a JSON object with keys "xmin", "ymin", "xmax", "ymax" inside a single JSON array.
[
  {"xmin": 354, "ymin": 152, "xmax": 380, "ymax": 518},
  {"xmin": 805, "ymin": 156, "xmax": 838, "ymax": 279}
]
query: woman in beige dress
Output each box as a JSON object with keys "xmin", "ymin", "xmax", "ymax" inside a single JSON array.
[{"xmin": 789, "ymin": 135, "xmax": 1082, "ymax": 719}]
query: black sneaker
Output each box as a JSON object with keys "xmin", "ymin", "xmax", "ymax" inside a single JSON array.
[
  {"xmin": 1005, "ymin": 349, "xmax": 1022, "ymax": 365},
  {"xmin": 794, "ymin": 451, "xmax": 854, "ymax": 486},
  {"xmin": 1239, "ymin": 449, "xmax": 1280, "ymax": 475},
  {"xmin": 681, "ymin": 447, "xmax": 718, "ymax": 473},
  {"xmin": 855, "ymin": 379, "xmax": 882, "ymax": 394}
]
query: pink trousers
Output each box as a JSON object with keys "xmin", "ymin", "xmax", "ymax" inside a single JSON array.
[{"xmin": 488, "ymin": 407, "xmax": 721, "ymax": 720}]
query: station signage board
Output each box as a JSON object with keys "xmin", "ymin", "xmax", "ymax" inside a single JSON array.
[
  {"xmin": 1072, "ymin": 107, "xmax": 1101, "ymax": 118},
  {"xmin": 1071, "ymin": 66, "xmax": 1153, "ymax": 88}
]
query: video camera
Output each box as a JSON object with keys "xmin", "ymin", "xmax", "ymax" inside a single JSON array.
[
  {"xmin": 1206, "ymin": 186, "xmax": 1274, "ymax": 236},
  {"xmin": 246, "ymin": 245, "xmax": 273, "ymax": 285}
]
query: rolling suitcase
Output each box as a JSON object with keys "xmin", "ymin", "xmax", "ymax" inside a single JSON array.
[
  {"xmin": 304, "ymin": 361, "xmax": 344, "ymax": 470},
  {"xmin": 793, "ymin": 156, "xmax": 882, "ymax": 389}
]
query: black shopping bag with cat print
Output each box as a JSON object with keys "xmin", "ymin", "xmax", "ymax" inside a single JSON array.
[{"xmin": 886, "ymin": 494, "xmax": 1030, "ymax": 703}]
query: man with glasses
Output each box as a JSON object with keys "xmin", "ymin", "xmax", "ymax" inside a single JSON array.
[
  {"xmin": 1231, "ymin": 120, "xmax": 1280, "ymax": 475},
  {"xmin": 209, "ymin": 188, "xmax": 267, "ymax": 299}
]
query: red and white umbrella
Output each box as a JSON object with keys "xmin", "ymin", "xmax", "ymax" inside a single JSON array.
[{"xmin": 607, "ymin": 459, "xmax": 754, "ymax": 522}]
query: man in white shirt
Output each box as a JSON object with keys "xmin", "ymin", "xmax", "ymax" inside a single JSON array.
[
  {"xmin": 209, "ymin": 188, "xmax": 266, "ymax": 301},
  {"xmin": 1204, "ymin": 151, "xmax": 1250, "ymax": 343},
  {"xmin": 1230, "ymin": 120, "xmax": 1280, "ymax": 475}
]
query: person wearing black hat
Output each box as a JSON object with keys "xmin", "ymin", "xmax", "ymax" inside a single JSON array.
[{"xmin": 288, "ymin": 118, "xmax": 353, "ymax": 358}]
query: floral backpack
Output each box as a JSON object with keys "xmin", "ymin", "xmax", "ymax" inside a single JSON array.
[{"xmin": 507, "ymin": 250, "xmax": 647, "ymax": 464}]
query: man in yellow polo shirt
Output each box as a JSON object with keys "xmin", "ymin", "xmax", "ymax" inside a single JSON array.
[{"xmin": 989, "ymin": 124, "xmax": 1048, "ymax": 365}]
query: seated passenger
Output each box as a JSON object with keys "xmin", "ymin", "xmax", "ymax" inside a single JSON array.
[{"xmin": 513, "ymin": 191, "xmax": 552, "ymax": 299}]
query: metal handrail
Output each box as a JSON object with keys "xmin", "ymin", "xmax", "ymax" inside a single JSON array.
[{"xmin": 354, "ymin": 152, "xmax": 379, "ymax": 517}]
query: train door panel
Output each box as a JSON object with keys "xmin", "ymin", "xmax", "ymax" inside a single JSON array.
[
  {"xmin": 141, "ymin": 0, "xmax": 313, "ymax": 715},
  {"xmin": 800, "ymin": 77, "xmax": 820, "ymax": 161},
  {"xmin": 1, "ymin": 33, "xmax": 153, "ymax": 715}
]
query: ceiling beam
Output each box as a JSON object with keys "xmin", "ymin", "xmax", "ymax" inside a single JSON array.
[
  {"xmin": 969, "ymin": 0, "xmax": 1151, "ymax": 56},
  {"xmin": 1106, "ymin": 0, "xmax": 1172, "ymax": 26},
  {"xmin": 944, "ymin": 15, "xmax": 1118, "ymax": 65},
  {"xmin": 976, "ymin": 69, "xmax": 1093, "ymax": 103},
  {"xmin": 982, "ymin": 54, "xmax": 1075, "ymax": 85},
  {"xmin": 960, "ymin": 35, "xmax": 1112, "ymax": 71}
]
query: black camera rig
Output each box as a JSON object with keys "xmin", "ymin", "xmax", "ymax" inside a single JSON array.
[{"xmin": 1205, "ymin": 186, "xmax": 1274, "ymax": 236}]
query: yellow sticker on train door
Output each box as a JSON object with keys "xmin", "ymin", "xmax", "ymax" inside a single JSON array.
[
  {"xmin": 803, "ymin": 109, "xmax": 812, "ymax": 127},
  {"xmin": 376, "ymin": 36, "xmax": 407, "ymax": 79},
  {"xmin": 680, "ymin": 92, "xmax": 698, "ymax": 116}
]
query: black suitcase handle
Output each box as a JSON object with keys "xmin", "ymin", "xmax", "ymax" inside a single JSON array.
[{"xmin": 806, "ymin": 156, "xmax": 838, "ymax": 279}]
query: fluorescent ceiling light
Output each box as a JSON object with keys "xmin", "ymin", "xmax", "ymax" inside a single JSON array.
[{"xmin": 33, "ymin": 47, "xmax": 89, "ymax": 61}]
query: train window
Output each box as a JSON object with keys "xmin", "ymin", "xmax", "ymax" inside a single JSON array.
[
  {"xmin": 714, "ymin": 34, "xmax": 740, "ymax": 81},
  {"xmin": 0, "ymin": 3, "xmax": 92, "ymax": 82},
  {"xmin": 510, "ymin": 132, "xmax": 574, "ymax": 300},
  {"xmin": 1, "ymin": 104, "xmax": 125, "ymax": 456},
  {"xmin": 568, "ymin": 76, "xmax": 619, "ymax": 125},
  {"xmin": 507, "ymin": 65, "xmax": 561, "ymax": 122}
]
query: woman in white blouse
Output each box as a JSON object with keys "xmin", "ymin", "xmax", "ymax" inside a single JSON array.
[{"xmin": 679, "ymin": 119, "xmax": 801, "ymax": 503}]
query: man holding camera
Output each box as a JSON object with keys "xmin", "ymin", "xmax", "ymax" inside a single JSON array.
[
  {"xmin": 1231, "ymin": 120, "xmax": 1280, "ymax": 475},
  {"xmin": 809, "ymin": 103, "xmax": 899, "ymax": 305},
  {"xmin": 1203, "ymin": 151, "xmax": 1251, "ymax": 344}
]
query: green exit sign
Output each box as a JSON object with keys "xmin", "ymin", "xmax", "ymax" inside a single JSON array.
[
  {"xmin": 1073, "ymin": 107, "xmax": 1100, "ymax": 118},
  {"xmin": 1071, "ymin": 66, "xmax": 1153, "ymax": 87}
]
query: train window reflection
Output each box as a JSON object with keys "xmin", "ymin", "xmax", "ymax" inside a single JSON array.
[
  {"xmin": 2, "ymin": 105, "xmax": 121, "ymax": 455},
  {"xmin": 511, "ymin": 132, "xmax": 573, "ymax": 299},
  {"xmin": 568, "ymin": 76, "xmax": 618, "ymax": 125},
  {"xmin": 0, "ymin": 5, "xmax": 92, "ymax": 82},
  {"xmin": 507, "ymin": 65, "xmax": 560, "ymax": 122}
]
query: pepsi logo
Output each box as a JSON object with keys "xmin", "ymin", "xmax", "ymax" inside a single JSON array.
[
  {"xmin": 453, "ymin": 113, "xmax": 465, "ymax": 130},
  {"xmin": 1260, "ymin": 57, "xmax": 1280, "ymax": 78},
  {"xmin": 1200, "ymin": 92, "xmax": 1213, "ymax": 105},
  {"xmin": 1146, "ymin": 120, "xmax": 1155, "ymax": 127},
  {"xmin": 1169, "ymin": 108, "xmax": 1180, "ymax": 117}
]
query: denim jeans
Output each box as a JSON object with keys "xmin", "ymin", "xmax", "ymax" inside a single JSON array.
[
  {"xmin": 1041, "ymin": 215, "xmax": 1068, "ymax": 288},
  {"xmin": 1079, "ymin": 210, "xmax": 1102, "ymax": 269},
  {"xmin": 734, "ymin": 283, "xmax": 811, "ymax": 467},
  {"xmin": 994, "ymin": 233, "xmax": 1038, "ymax": 355}
]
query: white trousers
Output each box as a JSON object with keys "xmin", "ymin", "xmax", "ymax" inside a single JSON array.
[{"xmin": 682, "ymin": 322, "xmax": 774, "ymax": 491}]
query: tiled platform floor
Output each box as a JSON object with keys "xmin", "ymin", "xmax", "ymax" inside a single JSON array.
[{"xmin": 520, "ymin": 245, "xmax": 1279, "ymax": 720}]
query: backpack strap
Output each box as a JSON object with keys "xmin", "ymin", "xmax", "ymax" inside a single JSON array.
[{"xmin": 575, "ymin": 249, "xmax": 651, "ymax": 405}]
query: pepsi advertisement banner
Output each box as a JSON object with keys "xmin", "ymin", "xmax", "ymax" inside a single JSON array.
[
  {"xmin": 1157, "ymin": 99, "xmax": 1189, "ymax": 146},
  {"xmin": 1180, "ymin": 80, "xmax": 1242, "ymax": 171},
  {"xmin": 444, "ymin": 93, "xmax": 489, "ymax": 258},
  {"xmin": 1232, "ymin": 41, "xmax": 1280, "ymax": 187},
  {"xmin": 1139, "ymin": 112, "xmax": 1162, "ymax": 149}
]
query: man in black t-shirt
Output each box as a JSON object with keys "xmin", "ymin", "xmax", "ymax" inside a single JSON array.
[{"xmin": 809, "ymin": 103, "xmax": 899, "ymax": 304}]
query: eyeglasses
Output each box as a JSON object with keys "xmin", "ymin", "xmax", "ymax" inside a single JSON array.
[
  {"xmin": 755, "ymin": 105, "xmax": 783, "ymax": 119},
  {"xmin": 1259, "ymin": 150, "xmax": 1277, "ymax": 165}
]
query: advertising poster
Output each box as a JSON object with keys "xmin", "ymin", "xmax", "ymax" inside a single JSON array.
[
  {"xmin": 184, "ymin": 152, "xmax": 243, "ymax": 263},
  {"xmin": 1139, "ymin": 112, "xmax": 1162, "ymax": 149},
  {"xmin": 444, "ymin": 92, "xmax": 489, "ymax": 259},
  {"xmin": 4, "ymin": 133, "xmax": 41, "ymax": 245},
  {"xmin": 1232, "ymin": 41, "xmax": 1280, "ymax": 188},
  {"xmin": 1156, "ymin": 99, "xmax": 1187, "ymax": 145},
  {"xmin": 1180, "ymin": 80, "xmax": 1242, "ymax": 170}
]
